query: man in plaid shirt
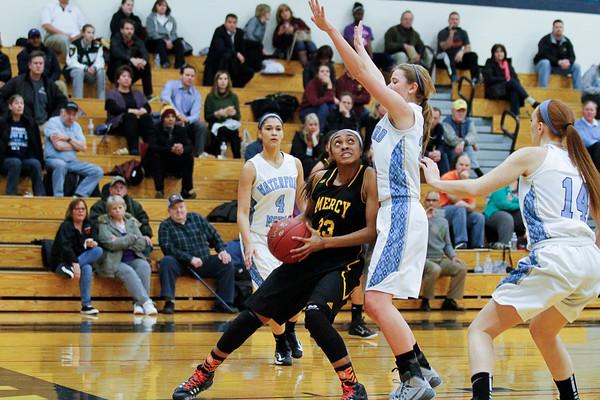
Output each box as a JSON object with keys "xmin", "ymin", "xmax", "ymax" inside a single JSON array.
[{"xmin": 158, "ymin": 194, "xmax": 236, "ymax": 314}]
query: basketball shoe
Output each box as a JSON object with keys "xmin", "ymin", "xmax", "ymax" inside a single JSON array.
[
  {"xmin": 341, "ymin": 382, "xmax": 368, "ymax": 400},
  {"xmin": 172, "ymin": 367, "xmax": 214, "ymax": 400}
]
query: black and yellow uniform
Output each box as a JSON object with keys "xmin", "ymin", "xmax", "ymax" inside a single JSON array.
[{"xmin": 246, "ymin": 164, "xmax": 368, "ymax": 324}]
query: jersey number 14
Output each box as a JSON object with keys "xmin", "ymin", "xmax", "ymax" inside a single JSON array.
[{"xmin": 560, "ymin": 178, "xmax": 589, "ymax": 221}]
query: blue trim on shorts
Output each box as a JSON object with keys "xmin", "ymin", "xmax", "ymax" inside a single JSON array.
[
  {"xmin": 368, "ymin": 140, "xmax": 409, "ymax": 287},
  {"xmin": 249, "ymin": 261, "xmax": 264, "ymax": 287},
  {"xmin": 497, "ymin": 250, "xmax": 538, "ymax": 287},
  {"xmin": 523, "ymin": 186, "xmax": 548, "ymax": 245}
]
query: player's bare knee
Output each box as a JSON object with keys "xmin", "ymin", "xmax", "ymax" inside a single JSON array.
[{"xmin": 363, "ymin": 293, "xmax": 382, "ymax": 321}]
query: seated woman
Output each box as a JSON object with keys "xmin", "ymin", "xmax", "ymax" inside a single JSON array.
[
  {"xmin": 0, "ymin": 94, "xmax": 45, "ymax": 196},
  {"xmin": 110, "ymin": 0, "xmax": 147, "ymax": 40},
  {"xmin": 105, "ymin": 65, "xmax": 154, "ymax": 155},
  {"xmin": 50, "ymin": 198, "xmax": 103, "ymax": 314},
  {"xmin": 95, "ymin": 195, "xmax": 157, "ymax": 315},
  {"xmin": 272, "ymin": 3, "xmax": 316, "ymax": 66},
  {"xmin": 244, "ymin": 4, "xmax": 271, "ymax": 72},
  {"xmin": 325, "ymin": 92, "xmax": 360, "ymax": 133},
  {"xmin": 483, "ymin": 181, "xmax": 526, "ymax": 248},
  {"xmin": 482, "ymin": 44, "xmax": 539, "ymax": 118},
  {"xmin": 204, "ymin": 71, "xmax": 241, "ymax": 158},
  {"xmin": 291, "ymin": 113, "xmax": 322, "ymax": 177},
  {"xmin": 299, "ymin": 64, "xmax": 337, "ymax": 129},
  {"xmin": 145, "ymin": 0, "xmax": 186, "ymax": 69},
  {"xmin": 147, "ymin": 106, "xmax": 195, "ymax": 199},
  {"xmin": 302, "ymin": 45, "xmax": 336, "ymax": 88}
]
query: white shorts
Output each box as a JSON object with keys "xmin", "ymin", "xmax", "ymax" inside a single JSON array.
[
  {"xmin": 493, "ymin": 242, "xmax": 600, "ymax": 323},
  {"xmin": 240, "ymin": 232, "xmax": 282, "ymax": 289},
  {"xmin": 365, "ymin": 200, "xmax": 428, "ymax": 298}
]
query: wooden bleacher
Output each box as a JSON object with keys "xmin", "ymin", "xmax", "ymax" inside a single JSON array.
[{"xmin": 1, "ymin": 47, "xmax": 596, "ymax": 313}]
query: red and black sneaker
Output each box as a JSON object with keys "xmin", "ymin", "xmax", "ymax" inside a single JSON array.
[
  {"xmin": 340, "ymin": 382, "xmax": 368, "ymax": 400},
  {"xmin": 172, "ymin": 367, "xmax": 214, "ymax": 400}
]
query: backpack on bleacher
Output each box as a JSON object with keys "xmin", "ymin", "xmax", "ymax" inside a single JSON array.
[
  {"xmin": 31, "ymin": 239, "xmax": 54, "ymax": 270},
  {"xmin": 248, "ymin": 93, "xmax": 299, "ymax": 122},
  {"xmin": 206, "ymin": 201, "xmax": 237, "ymax": 223}
]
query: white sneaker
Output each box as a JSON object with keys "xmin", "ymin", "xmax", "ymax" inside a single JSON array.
[
  {"xmin": 142, "ymin": 300, "xmax": 158, "ymax": 315},
  {"xmin": 421, "ymin": 366, "xmax": 443, "ymax": 388},
  {"xmin": 133, "ymin": 304, "xmax": 144, "ymax": 314},
  {"xmin": 390, "ymin": 374, "xmax": 435, "ymax": 400}
]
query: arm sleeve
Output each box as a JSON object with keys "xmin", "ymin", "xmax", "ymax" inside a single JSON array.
[
  {"xmin": 48, "ymin": 53, "xmax": 62, "ymax": 81},
  {"xmin": 109, "ymin": 39, "xmax": 131, "ymax": 63},
  {"xmin": 93, "ymin": 47, "xmax": 105, "ymax": 70},
  {"xmin": 66, "ymin": 44, "xmax": 85, "ymax": 70},
  {"xmin": 384, "ymin": 28, "xmax": 403, "ymax": 54},
  {"xmin": 490, "ymin": 189, "xmax": 520, "ymax": 211},
  {"xmin": 146, "ymin": 15, "xmax": 159, "ymax": 39},
  {"xmin": 0, "ymin": 54, "xmax": 12, "ymax": 82},
  {"xmin": 244, "ymin": 18, "xmax": 261, "ymax": 42},
  {"xmin": 482, "ymin": 61, "xmax": 505, "ymax": 86},
  {"xmin": 204, "ymin": 94, "xmax": 217, "ymax": 124},
  {"xmin": 442, "ymin": 122, "xmax": 459, "ymax": 146},
  {"xmin": 582, "ymin": 66, "xmax": 600, "ymax": 95},
  {"xmin": 567, "ymin": 40, "xmax": 576, "ymax": 64},
  {"xmin": 158, "ymin": 221, "xmax": 194, "ymax": 264},
  {"xmin": 169, "ymin": 17, "xmax": 178, "ymax": 41},
  {"xmin": 443, "ymin": 219, "xmax": 456, "ymax": 258},
  {"xmin": 97, "ymin": 224, "xmax": 135, "ymax": 251},
  {"xmin": 465, "ymin": 121, "xmax": 479, "ymax": 146},
  {"xmin": 105, "ymin": 98, "xmax": 126, "ymax": 115},
  {"xmin": 187, "ymin": 93, "xmax": 202, "ymax": 123},
  {"xmin": 55, "ymin": 223, "xmax": 78, "ymax": 264},
  {"xmin": 202, "ymin": 216, "xmax": 226, "ymax": 252}
]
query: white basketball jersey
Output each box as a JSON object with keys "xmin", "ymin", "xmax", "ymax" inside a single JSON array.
[
  {"xmin": 248, "ymin": 153, "xmax": 298, "ymax": 235},
  {"xmin": 371, "ymin": 103, "xmax": 424, "ymax": 201},
  {"xmin": 518, "ymin": 144, "xmax": 596, "ymax": 247}
]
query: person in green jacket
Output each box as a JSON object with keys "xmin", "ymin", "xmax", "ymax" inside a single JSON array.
[
  {"xmin": 483, "ymin": 182, "xmax": 525, "ymax": 248},
  {"xmin": 204, "ymin": 70, "xmax": 241, "ymax": 158}
]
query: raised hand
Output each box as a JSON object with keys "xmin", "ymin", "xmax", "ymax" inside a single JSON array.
[
  {"xmin": 353, "ymin": 21, "xmax": 365, "ymax": 50},
  {"xmin": 308, "ymin": 0, "xmax": 332, "ymax": 32},
  {"xmin": 420, "ymin": 157, "xmax": 441, "ymax": 184}
]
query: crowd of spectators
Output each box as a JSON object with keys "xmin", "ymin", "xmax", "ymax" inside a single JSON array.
[{"xmin": 0, "ymin": 0, "xmax": 597, "ymax": 314}]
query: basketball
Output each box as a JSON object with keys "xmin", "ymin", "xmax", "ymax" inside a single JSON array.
[{"xmin": 267, "ymin": 218, "xmax": 312, "ymax": 264}]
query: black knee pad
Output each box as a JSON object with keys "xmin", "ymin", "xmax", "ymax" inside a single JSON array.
[
  {"xmin": 305, "ymin": 303, "xmax": 348, "ymax": 363},
  {"xmin": 216, "ymin": 310, "xmax": 263, "ymax": 354}
]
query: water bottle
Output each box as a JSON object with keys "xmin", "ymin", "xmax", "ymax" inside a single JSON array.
[
  {"xmin": 482, "ymin": 255, "xmax": 494, "ymax": 274},
  {"xmin": 474, "ymin": 251, "xmax": 483, "ymax": 273},
  {"xmin": 87, "ymin": 118, "xmax": 94, "ymax": 136},
  {"xmin": 155, "ymin": 53, "xmax": 161, "ymax": 69},
  {"xmin": 510, "ymin": 232, "xmax": 518, "ymax": 250},
  {"xmin": 219, "ymin": 141, "xmax": 227, "ymax": 159}
]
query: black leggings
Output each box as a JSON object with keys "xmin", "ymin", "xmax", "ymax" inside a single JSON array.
[
  {"xmin": 114, "ymin": 113, "xmax": 154, "ymax": 154},
  {"xmin": 146, "ymin": 37, "xmax": 186, "ymax": 68},
  {"xmin": 209, "ymin": 127, "xmax": 241, "ymax": 158},
  {"xmin": 503, "ymin": 79, "xmax": 529, "ymax": 116}
]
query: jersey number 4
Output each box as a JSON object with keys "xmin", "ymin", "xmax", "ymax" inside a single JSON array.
[
  {"xmin": 560, "ymin": 178, "xmax": 589, "ymax": 221},
  {"xmin": 275, "ymin": 194, "xmax": 285, "ymax": 213}
]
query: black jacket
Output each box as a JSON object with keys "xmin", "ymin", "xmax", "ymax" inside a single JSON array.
[
  {"xmin": 0, "ymin": 73, "xmax": 68, "ymax": 122},
  {"xmin": 533, "ymin": 34, "xmax": 576, "ymax": 67},
  {"xmin": 108, "ymin": 33, "xmax": 149, "ymax": 82},
  {"xmin": 0, "ymin": 115, "xmax": 43, "ymax": 164},
  {"xmin": 203, "ymin": 25, "xmax": 247, "ymax": 86},
  {"xmin": 110, "ymin": 9, "xmax": 147, "ymax": 40},
  {"xmin": 50, "ymin": 218, "xmax": 94, "ymax": 266},
  {"xmin": 17, "ymin": 43, "xmax": 62, "ymax": 82},
  {"xmin": 148, "ymin": 122, "xmax": 192, "ymax": 156},
  {"xmin": 89, "ymin": 189, "xmax": 153, "ymax": 238},
  {"xmin": 482, "ymin": 58, "xmax": 520, "ymax": 100},
  {"xmin": 325, "ymin": 110, "xmax": 360, "ymax": 133},
  {"xmin": 0, "ymin": 52, "xmax": 11, "ymax": 83}
]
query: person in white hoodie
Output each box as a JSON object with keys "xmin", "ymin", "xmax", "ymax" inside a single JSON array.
[{"xmin": 65, "ymin": 24, "xmax": 105, "ymax": 99}]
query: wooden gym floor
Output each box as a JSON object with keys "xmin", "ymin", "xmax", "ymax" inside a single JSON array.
[{"xmin": 0, "ymin": 311, "xmax": 599, "ymax": 400}]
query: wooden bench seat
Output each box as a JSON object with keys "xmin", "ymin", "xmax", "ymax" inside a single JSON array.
[{"xmin": 452, "ymin": 83, "xmax": 582, "ymax": 103}]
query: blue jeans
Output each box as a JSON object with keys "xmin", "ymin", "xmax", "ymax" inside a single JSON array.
[
  {"xmin": 293, "ymin": 40, "xmax": 317, "ymax": 54},
  {"xmin": 535, "ymin": 59, "xmax": 582, "ymax": 89},
  {"xmin": 70, "ymin": 67, "xmax": 106, "ymax": 99},
  {"xmin": 45, "ymin": 158, "xmax": 103, "ymax": 197},
  {"xmin": 159, "ymin": 255, "xmax": 235, "ymax": 305},
  {"xmin": 78, "ymin": 247, "xmax": 103, "ymax": 307},
  {"xmin": 442, "ymin": 205, "xmax": 485, "ymax": 248},
  {"xmin": 1, "ymin": 157, "xmax": 45, "ymax": 195},
  {"xmin": 299, "ymin": 103, "xmax": 336, "ymax": 131}
]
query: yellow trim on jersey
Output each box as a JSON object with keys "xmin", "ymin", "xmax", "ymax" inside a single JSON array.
[
  {"xmin": 325, "ymin": 168, "xmax": 338, "ymax": 187},
  {"xmin": 347, "ymin": 164, "xmax": 364, "ymax": 188},
  {"xmin": 341, "ymin": 258, "xmax": 361, "ymax": 301}
]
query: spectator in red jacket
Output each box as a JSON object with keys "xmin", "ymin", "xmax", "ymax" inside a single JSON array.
[
  {"xmin": 299, "ymin": 64, "xmax": 337, "ymax": 128},
  {"xmin": 335, "ymin": 68, "xmax": 371, "ymax": 117}
]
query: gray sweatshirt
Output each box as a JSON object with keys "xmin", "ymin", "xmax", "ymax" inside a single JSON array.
[{"xmin": 426, "ymin": 209, "xmax": 456, "ymax": 260}]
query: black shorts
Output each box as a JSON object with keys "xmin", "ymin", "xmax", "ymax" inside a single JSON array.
[{"xmin": 245, "ymin": 256, "xmax": 363, "ymax": 325}]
